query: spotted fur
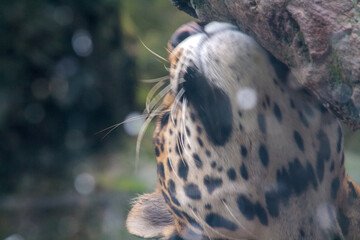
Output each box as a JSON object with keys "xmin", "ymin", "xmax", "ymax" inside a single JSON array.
[{"xmin": 127, "ymin": 22, "xmax": 360, "ymax": 240}]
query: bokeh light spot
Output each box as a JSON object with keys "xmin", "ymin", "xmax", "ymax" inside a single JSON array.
[
  {"xmin": 74, "ymin": 173, "xmax": 95, "ymax": 195},
  {"xmin": 72, "ymin": 30, "xmax": 93, "ymax": 57},
  {"xmin": 236, "ymin": 87, "xmax": 258, "ymax": 110},
  {"xmin": 316, "ymin": 204, "xmax": 335, "ymax": 230},
  {"xmin": 5, "ymin": 234, "xmax": 24, "ymax": 240},
  {"xmin": 56, "ymin": 57, "xmax": 78, "ymax": 78},
  {"xmin": 123, "ymin": 112, "xmax": 144, "ymax": 136}
]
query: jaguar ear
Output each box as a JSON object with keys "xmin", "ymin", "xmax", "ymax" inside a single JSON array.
[{"xmin": 126, "ymin": 190, "xmax": 175, "ymax": 238}]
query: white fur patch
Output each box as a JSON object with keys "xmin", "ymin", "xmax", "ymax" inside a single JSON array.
[{"xmin": 316, "ymin": 204, "xmax": 336, "ymax": 230}]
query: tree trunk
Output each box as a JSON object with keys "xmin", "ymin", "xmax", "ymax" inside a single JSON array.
[{"xmin": 171, "ymin": 0, "xmax": 360, "ymax": 130}]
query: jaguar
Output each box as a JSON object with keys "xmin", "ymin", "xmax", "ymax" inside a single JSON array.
[{"xmin": 126, "ymin": 21, "xmax": 360, "ymax": 240}]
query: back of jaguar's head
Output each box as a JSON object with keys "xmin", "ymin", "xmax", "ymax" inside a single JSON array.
[{"xmin": 126, "ymin": 22, "xmax": 360, "ymax": 240}]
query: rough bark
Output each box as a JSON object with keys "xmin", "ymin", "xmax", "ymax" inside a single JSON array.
[{"xmin": 171, "ymin": 0, "xmax": 360, "ymax": 130}]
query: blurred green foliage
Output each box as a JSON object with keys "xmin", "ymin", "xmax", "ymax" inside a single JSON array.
[{"xmin": 121, "ymin": 0, "xmax": 194, "ymax": 105}]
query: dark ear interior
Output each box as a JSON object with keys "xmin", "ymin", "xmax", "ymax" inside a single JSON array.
[{"xmin": 126, "ymin": 191, "xmax": 175, "ymax": 238}]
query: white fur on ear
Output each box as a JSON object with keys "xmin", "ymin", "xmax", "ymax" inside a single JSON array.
[{"xmin": 126, "ymin": 191, "xmax": 175, "ymax": 238}]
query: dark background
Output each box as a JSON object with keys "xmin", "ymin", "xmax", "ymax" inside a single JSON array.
[
  {"xmin": 0, "ymin": 1, "xmax": 191, "ymax": 239},
  {"xmin": 0, "ymin": 1, "xmax": 358, "ymax": 240}
]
